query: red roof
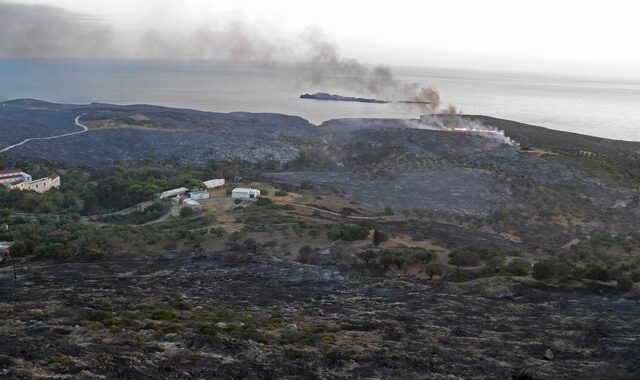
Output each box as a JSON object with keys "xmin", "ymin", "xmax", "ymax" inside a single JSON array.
[{"xmin": 10, "ymin": 180, "xmax": 24, "ymax": 186}]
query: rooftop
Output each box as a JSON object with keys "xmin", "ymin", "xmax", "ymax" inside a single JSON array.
[
  {"xmin": 0, "ymin": 168, "xmax": 25, "ymax": 176},
  {"xmin": 232, "ymin": 187, "xmax": 257, "ymax": 192}
]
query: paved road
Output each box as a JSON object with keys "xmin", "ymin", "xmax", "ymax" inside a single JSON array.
[{"xmin": 0, "ymin": 114, "xmax": 89, "ymax": 153}]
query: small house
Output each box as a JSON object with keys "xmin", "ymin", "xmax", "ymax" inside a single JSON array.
[
  {"xmin": 188, "ymin": 190, "xmax": 209, "ymax": 200},
  {"xmin": 231, "ymin": 188, "xmax": 260, "ymax": 199}
]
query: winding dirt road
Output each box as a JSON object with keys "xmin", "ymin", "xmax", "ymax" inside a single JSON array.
[{"xmin": 0, "ymin": 114, "xmax": 89, "ymax": 153}]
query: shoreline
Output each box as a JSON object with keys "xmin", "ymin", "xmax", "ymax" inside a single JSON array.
[{"xmin": 3, "ymin": 98, "xmax": 640, "ymax": 145}]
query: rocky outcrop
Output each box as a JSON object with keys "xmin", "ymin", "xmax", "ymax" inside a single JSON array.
[{"xmin": 300, "ymin": 92, "xmax": 387, "ymax": 103}]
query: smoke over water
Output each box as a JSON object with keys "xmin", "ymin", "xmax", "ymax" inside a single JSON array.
[
  {"xmin": 297, "ymin": 29, "xmax": 444, "ymax": 113},
  {"xmin": 0, "ymin": 2, "xmax": 456, "ymax": 113},
  {"xmin": 0, "ymin": 2, "xmax": 114, "ymax": 58}
]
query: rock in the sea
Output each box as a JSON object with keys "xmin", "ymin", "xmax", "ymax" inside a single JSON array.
[{"xmin": 300, "ymin": 92, "xmax": 387, "ymax": 103}]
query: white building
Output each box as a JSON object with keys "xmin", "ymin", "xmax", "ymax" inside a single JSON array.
[
  {"xmin": 0, "ymin": 169, "xmax": 32, "ymax": 186},
  {"xmin": 158, "ymin": 187, "xmax": 188, "ymax": 199},
  {"xmin": 14, "ymin": 175, "xmax": 61, "ymax": 193},
  {"xmin": 1, "ymin": 169, "xmax": 60, "ymax": 193},
  {"xmin": 188, "ymin": 190, "xmax": 209, "ymax": 200},
  {"xmin": 203, "ymin": 178, "xmax": 225, "ymax": 189},
  {"xmin": 231, "ymin": 188, "xmax": 260, "ymax": 199}
]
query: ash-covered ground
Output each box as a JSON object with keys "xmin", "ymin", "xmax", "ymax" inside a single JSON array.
[
  {"xmin": 268, "ymin": 167, "xmax": 510, "ymax": 215},
  {"xmin": 4, "ymin": 98, "xmax": 636, "ymax": 218},
  {"xmin": 1, "ymin": 252, "xmax": 638, "ymax": 379},
  {"xmin": 2, "ymin": 99, "xmax": 640, "ymax": 379}
]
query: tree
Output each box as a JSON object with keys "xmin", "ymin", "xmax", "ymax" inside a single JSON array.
[
  {"xmin": 423, "ymin": 264, "xmax": 443, "ymax": 280},
  {"xmin": 449, "ymin": 250, "xmax": 481, "ymax": 266},
  {"xmin": 180, "ymin": 206, "xmax": 195, "ymax": 218},
  {"xmin": 8, "ymin": 242, "xmax": 28, "ymax": 257},
  {"xmin": 373, "ymin": 230, "xmax": 388, "ymax": 247},
  {"xmin": 380, "ymin": 250, "xmax": 395, "ymax": 271},
  {"xmin": 358, "ymin": 249, "xmax": 377, "ymax": 266},
  {"xmin": 373, "ymin": 230, "xmax": 381, "ymax": 247}
]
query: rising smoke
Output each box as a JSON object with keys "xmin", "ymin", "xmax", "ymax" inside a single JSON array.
[
  {"xmin": 413, "ymin": 115, "xmax": 518, "ymax": 146},
  {"xmin": 0, "ymin": 2, "xmax": 455, "ymax": 113},
  {"xmin": 297, "ymin": 28, "xmax": 444, "ymax": 112}
]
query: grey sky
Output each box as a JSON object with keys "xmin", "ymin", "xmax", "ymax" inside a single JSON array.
[{"xmin": 3, "ymin": 0, "xmax": 640, "ymax": 79}]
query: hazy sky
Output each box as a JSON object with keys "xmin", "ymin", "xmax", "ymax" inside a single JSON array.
[{"xmin": 3, "ymin": 0, "xmax": 640, "ymax": 78}]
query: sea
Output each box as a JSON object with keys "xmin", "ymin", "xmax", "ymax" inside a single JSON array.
[{"xmin": 1, "ymin": 58, "xmax": 639, "ymax": 141}]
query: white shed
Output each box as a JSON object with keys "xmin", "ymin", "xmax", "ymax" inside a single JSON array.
[
  {"xmin": 189, "ymin": 190, "xmax": 210, "ymax": 200},
  {"xmin": 203, "ymin": 179, "xmax": 225, "ymax": 189},
  {"xmin": 231, "ymin": 188, "xmax": 260, "ymax": 199},
  {"xmin": 159, "ymin": 187, "xmax": 188, "ymax": 199}
]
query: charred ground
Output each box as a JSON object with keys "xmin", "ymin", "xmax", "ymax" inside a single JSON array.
[{"xmin": 1, "ymin": 99, "xmax": 640, "ymax": 378}]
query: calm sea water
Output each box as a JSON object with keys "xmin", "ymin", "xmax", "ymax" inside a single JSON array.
[{"xmin": 1, "ymin": 58, "xmax": 639, "ymax": 141}]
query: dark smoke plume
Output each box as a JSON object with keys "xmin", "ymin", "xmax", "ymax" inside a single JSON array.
[
  {"xmin": 297, "ymin": 28, "xmax": 443, "ymax": 112},
  {"xmin": 0, "ymin": 2, "xmax": 456, "ymax": 113}
]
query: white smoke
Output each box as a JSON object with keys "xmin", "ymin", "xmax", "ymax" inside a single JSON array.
[{"xmin": 409, "ymin": 115, "xmax": 519, "ymax": 147}]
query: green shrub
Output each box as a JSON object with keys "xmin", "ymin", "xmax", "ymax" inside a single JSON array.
[
  {"xmin": 508, "ymin": 263, "xmax": 529, "ymax": 276},
  {"xmin": 449, "ymin": 250, "xmax": 480, "ymax": 266},
  {"xmin": 327, "ymin": 224, "xmax": 369, "ymax": 241},
  {"xmin": 150, "ymin": 307, "xmax": 179, "ymax": 321},
  {"xmin": 617, "ymin": 276, "xmax": 633, "ymax": 291},
  {"xmin": 300, "ymin": 181, "xmax": 315, "ymax": 190},
  {"xmin": 532, "ymin": 261, "xmax": 557, "ymax": 280},
  {"xmin": 84, "ymin": 248, "xmax": 104, "ymax": 261},
  {"xmin": 274, "ymin": 190, "xmax": 288, "ymax": 196},
  {"xmin": 584, "ymin": 266, "xmax": 613, "ymax": 282},
  {"xmin": 180, "ymin": 206, "xmax": 195, "ymax": 218},
  {"xmin": 299, "ymin": 245, "xmax": 312, "ymax": 255},
  {"xmin": 242, "ymin": 238, "xmax": 258, "ymax": 253},
  {"xmin": 8, "ymin": 241, "xmax": 28, "ymax": 257},
  {"xmin": 255, "ymin": 197, "xmax": 273, "ymax": 207}
]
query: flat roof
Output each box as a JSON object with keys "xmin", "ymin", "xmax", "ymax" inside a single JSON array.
[{"xmin": 0, "ymin": 169, "xmax": 25, "ymax": 176}]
